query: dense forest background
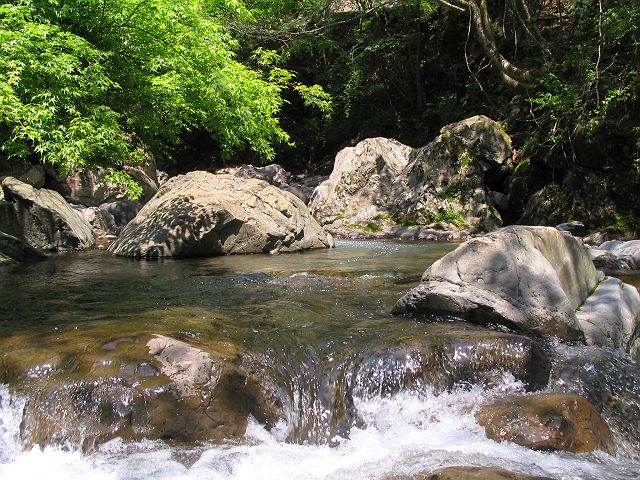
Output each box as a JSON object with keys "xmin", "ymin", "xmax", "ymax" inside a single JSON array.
[{"xmin": 1, "ymin": 0, "xmax": 639, "ymax": 233}]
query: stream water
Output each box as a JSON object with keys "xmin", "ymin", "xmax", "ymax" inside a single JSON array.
[{"xmin": 0, "ymin": 240, "xmax": 639, "ymax": 479}]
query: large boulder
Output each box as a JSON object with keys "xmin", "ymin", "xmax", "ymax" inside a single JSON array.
[
  {"xmin": 0, "ymin": 177, "xmax": 95, "ymax": 251},
  {"xmin": 394, "ymin": 226, "xmax": 595, "ymax": 341},
  {"xmin": 394, "ymin": 226, "xmax": 640, "ymax": 348},
  {"xmin": 310, "ymin": 116, "xmax": 512, "ymax": 237},
  {"xmin": 310, "ymin": 137, "xmax": 413, "ymax": 232},
  {"xmin": 108, "ymin": 171, "xmax": 333, "ymax": 257},
  {"xmin": 475, "ymin": 393, "xmax": 616, "ymax": 454}
]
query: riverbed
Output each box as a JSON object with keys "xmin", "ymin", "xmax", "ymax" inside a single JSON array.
[{"xmin": 0, "ymin": 240, "xmax": 639, "ymax": 479}]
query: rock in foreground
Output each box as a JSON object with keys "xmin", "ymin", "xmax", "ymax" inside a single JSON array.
[
  {"xmin": 108, "ymin": 171, "xmax": 333, "ymax": 257},
  {"xmin": 407, "ymin": 466, "xmax": 554, "ymax": 480},
  {"xmin": 475, "ymin": 393, "xmax": 616, "ymax": 454},
  {"xmin": 2, "ymin": 330, "xmax": 284, "ymax": 451}
]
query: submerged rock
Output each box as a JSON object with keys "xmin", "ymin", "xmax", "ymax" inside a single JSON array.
[
  {"xmin": 407, "ymin": 466, "xmax": 554, "ymax": 480},
  {"xmin": 2, "ymin": 330, "xmax": 284, "ymax": 451},
  {"xmin": 547, "ymin": 344, "xmax": 640, "ymax": 459},
  {"xmin": 394, "ymin": 226, "xmax": 640, "ymax": 349},
  {"xmin": 309, "ymin": 116, "xmax": 512, "ymax": 238},
  {"xmin": 108, "ymin": 171, "xmax": 333, "ymax": 257},
  {"xmin": 475, "ymin": 393, "xmax": 616, "ymax": 454},
  {"xmin": 0, "ymin": 177, "xmax": 95, "ymax": 251}
]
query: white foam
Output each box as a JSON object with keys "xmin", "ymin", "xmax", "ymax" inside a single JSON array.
[{"xmin": 1, "ymin": 384, "xmax": 639, "ymax": 480}]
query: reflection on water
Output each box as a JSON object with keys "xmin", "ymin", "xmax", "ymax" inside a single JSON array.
[{"xmin": 0, "ymin": 240, "xmax": 639, "ymax": 480}]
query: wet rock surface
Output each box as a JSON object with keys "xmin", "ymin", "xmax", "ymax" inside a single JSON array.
[
  {"xmin": 0, "ymin": 330, "xmax": 285, "ymax": 451},
  {"xmin": 351, "ymin": 323, "xmax": 551, "ymax": 397},
  {"xmin": 547, "ymin": 344, "xmax": 640, "ymax": 459},
  {"xmin": 0, "ymin": 177, "xmax": 95, "ymax": 251},
  {"xmin": 475, "ymin": 393, "xmax": 616, "ymax": 454},
  {"xmin": 400, "ymin": 466, "xmax": 555, "ymax": 480},
  {"xmin": 310, "ymin": 116, "xmax": 512, "ymax": 238},
  {"xmin": 108, "ymin": 171, "xmax": 333, "ymax": 257}
]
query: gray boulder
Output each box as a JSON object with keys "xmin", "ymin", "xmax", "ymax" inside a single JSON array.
[
  {"xmin": 99, "ymin": 199, "xmax": 143, "ymax": 228},
  {"xmin": 73, "ymin": 206, "xmax": 118, "ymax": 237},
  {"xmin": 0, "ymin": 177, "xmax": 95, "ymax": 251},
  {"xmin": 576, "ymin": 277, "xmax": 640, "ymax": 349},
  {"xmin": 108, "ymin": 171, "xmax": 333, "ymax": 257},
  {"xmin": 310, "ymin": 116, "xmax": 511, "ymax": 237},
  {"xmin": 47, "ymin": 155, "xmax": 159, "ymax": 207},
  {"xmin": 0, "ymin": 158, "xmax": 45, "ymax": 188},
  {"xmin": 0, "ymin": 231, "xmax": 46, "ymax": 265},
  {"xmin": 394, "ymin": 226, "xmax": 639, "ymax": 349},
  {"xmin": 597, "ymin": 240, "xmax": 640, "ymax": 270},
  {"xmin": 234, "ymin": 163, "xmax": 291, "ymax": 188}
]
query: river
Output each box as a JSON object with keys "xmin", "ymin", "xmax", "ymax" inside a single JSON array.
[{"xmin": 0, "ymin": 240, "xmax": 639, "ymax": 479}]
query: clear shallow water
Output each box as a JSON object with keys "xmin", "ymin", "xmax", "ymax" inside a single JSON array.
[{"xmin": 0, "ymin": 240, "xmax": 639, "ymax": 479}]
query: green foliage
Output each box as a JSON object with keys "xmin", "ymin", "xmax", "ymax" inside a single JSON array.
[
  {"xmin": 528, "ymin": 1, "xmax": 640, "ymax": 171},
  {"xmin": 346, "ymin": 222, "xmax": 382, "ymax": 233},
  {"xmin": 608, "ymin": 210, "xmax": 640, "ymax": 236},
  {"xmin": 0, "ymin": 4, "xmax": 130, "ymax": 170},
  {"xmin": 388, "ymin": 207, "xmax": 465, "ymax": 229},
  {"xmin": 1, "ymin": 0, "xmax": 295, "ymax": 178}
]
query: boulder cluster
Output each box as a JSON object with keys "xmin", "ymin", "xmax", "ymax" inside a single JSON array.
[{"xmin": 1, "ymin": 116, "xmax": 639, "ymax": 478}]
